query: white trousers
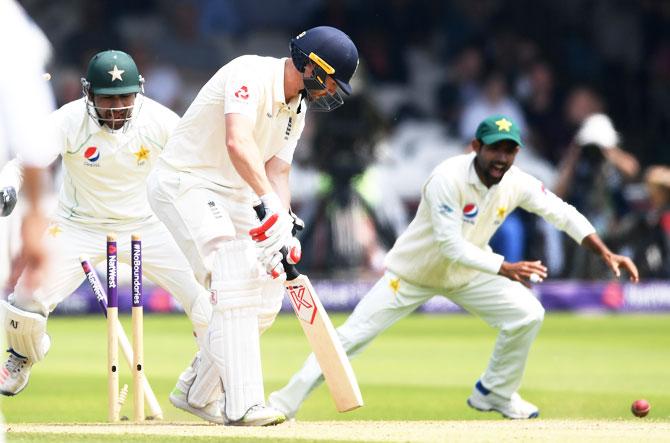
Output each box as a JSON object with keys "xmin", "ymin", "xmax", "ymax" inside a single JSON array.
[
  {"xmin": 11, "ymin": 216, "xmax": 210, "ymax": 321},
  {"xmin": 147, "ymin": 163, "xmax": 284, "ymax": 416},
  {"xmin": 146, "ymin": 164, "xmax": 283, "ymax": 333},
  {"xmin": 277, "ymin": 270, "xmax": 545, "ymax": 411}
]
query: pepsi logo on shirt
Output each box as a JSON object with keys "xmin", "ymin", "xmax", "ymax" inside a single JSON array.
[
  {"xmin": 462, "ymin": 203, "xmax": 478, "ymax": 224},
  {"xmin": 84, "ymin": 146, "xmax": 101, "ymax": 167}
]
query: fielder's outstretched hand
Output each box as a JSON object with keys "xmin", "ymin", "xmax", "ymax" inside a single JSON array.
[
  {"xmin": 602, "ymin": 252, "xmax": 639, "ymax": 283},
  {"xmin": 581, "ymin": 233, "xmax": 640, "ymax": 283}
]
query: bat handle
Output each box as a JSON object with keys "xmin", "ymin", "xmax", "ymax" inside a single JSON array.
[{"xmin": 253, "ymin": 202, "xmax": 300, "ymax": 281}]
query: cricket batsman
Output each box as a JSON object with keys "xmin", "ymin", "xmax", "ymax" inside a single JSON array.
[
  {"xmin": 147, "ymin": 26, "xmax": 359, "ymax": 425},
  {"xmin": 268, "ymin": 115, "xmax": 639, "ymax": 420},
  {"xmin": 0, "ymin": 50, "xmax": 219, "ymax": 422}
]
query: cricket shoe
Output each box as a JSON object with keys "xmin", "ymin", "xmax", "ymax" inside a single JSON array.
[
  {"xmin": 467, "ymin": 381, "xmax": 539, "ymax": 419},
  {"xmin": 267, "ymin": 389, "xmax": 298, "ymax": 420},
  {"xmin": 0, "ymin": 349, "xmax": 32, "ymax": 396},
  {"xmin": 169, "ymin": 387, "xmax": 225, "ymax": 424},
  {"xmin": 225, "ymin": 404, "xmax": 286, "ymax": 427}
]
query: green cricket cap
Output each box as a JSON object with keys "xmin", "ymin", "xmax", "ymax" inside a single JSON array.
[
  {"xmin": 85, "ymin": 50, "xmax": 142, "ymax": 95},
  {"xmin": 475, "ymin": 115, "xmax": 523, "ymax": 147}
]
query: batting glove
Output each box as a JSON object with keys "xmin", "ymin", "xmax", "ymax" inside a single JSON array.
[
  {"xmin": 258, "ymin": 237, "xmax": 302, "ymax": 279},
  {"xmin": 249, "ymin": 193, "xmax": 292, "ymax": 244},
  {"xmin": 249, "ymin": 193, "xmax": 297, "ymax": 278},
  {"xmin": 289, "ymin": 208, "xmax": 304, "ymax": 236}
]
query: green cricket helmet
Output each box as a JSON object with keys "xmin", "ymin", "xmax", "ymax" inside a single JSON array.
[{"xmin": 81, "ymin": 50, "xmax": 145, "ymax": 131}]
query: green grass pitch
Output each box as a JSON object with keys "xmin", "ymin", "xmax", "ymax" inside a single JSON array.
[{"xmin": 3, "ymin": 312, "xmax": 669, "ymax": 425}]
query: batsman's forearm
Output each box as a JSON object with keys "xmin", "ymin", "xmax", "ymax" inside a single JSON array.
[{"xmin": 266, "ymin": 158, "xmax": 291, "ymax": 208}]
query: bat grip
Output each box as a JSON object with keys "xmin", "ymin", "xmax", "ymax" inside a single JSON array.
[{"xmin": 253, "ymin": 202, "xmax": 300, "ymax": 281}]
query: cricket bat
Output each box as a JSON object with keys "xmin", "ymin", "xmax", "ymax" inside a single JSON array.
[{"xmin": 254, "ymin": 204, "xmax": 363, "ymax": 412}]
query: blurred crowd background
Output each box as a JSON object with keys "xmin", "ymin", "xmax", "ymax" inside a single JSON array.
[{"xmin": 21, "ymin": 0, "xmax": 670, "ymax": 280}]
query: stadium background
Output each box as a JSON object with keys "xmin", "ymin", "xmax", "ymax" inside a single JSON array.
[
  {"xmin": 2, "ymin": 1, "xmax": 670, "ymax": 438},
  {"xmin": 9, "ymin": 0, "xmax": 669, "ymax": 315}
]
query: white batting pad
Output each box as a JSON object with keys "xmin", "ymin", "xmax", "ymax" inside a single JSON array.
[
  {"xmin": 0, "ymin": 300, "xmax": 51, "ymax": 362},
  {"xmin": 175, "ymin": 351, "xmax": 223, "ymax": 409},
  {"xmin": 258, "ymin": 278, "xmax": 284, "ymax": 334},
  {"xmin": 187, "ymin": 294, "xmax": 213, "ymax": 350},
  {"xmin": 191, "ymin": 350, "xmax": 223, "ymax": 408},
  {"xmin": 208, "ymin": 240, "xmax": 265, "ymax": 421}
]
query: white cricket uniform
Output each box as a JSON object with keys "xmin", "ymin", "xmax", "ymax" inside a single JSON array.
[
  {"xmin": 0, "ymin": 0, "xmax": 55, "ymax": 296},
  {"xmin": 0, "ymin": 1, "xmax": 55, "ymax": 438},
  {"xmin": 148, "ymin": 55, "xmax": 305, "ymax": 317},
  {"xmin": 10, "ymin": 96, "xmax": 211, "ymax": 333},
  {"xmin": 273, "ymin": 152, "xmax": 596, "ymax": 415},
  {"xmin": 147, "ymin": 55, "xmax": 306, "ymax": 419}
]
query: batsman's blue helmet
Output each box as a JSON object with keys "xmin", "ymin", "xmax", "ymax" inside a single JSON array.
[{"xmin": 290, "ymin": 26, "xmax": 359, "ymax": 96}]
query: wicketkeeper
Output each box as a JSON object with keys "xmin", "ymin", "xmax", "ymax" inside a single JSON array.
[{"xmin": 0, "ymin": 51, "xmax": 215, "ymax": 425}]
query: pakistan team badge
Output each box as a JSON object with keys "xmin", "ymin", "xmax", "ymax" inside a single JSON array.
[
  {"xmin": 108, "ymin": 65, "xmax": 125, "ymax": 81},
  {"xmin": 47, "ymin": 224, "xmax": 62, "ymax": 237},
  {"xmin": 133, "ymin": 145, "xmax": 150, "ymax": 165},
  {"xmin": 495, "ymin": 118, "xmax": 512, "ymax": 132},
  {"xmin": 389, "ymin": 277, "xmax": 400, "ymax": 295},
  {"xmin": 495, "ymin": 206, "xmax": 507, "ymax": 225}
]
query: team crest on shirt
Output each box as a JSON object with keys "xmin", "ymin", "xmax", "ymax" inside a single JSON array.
[
  {"xmin": 47, "ymin": 224, "xmax": 62, "ymax": 237},
  {"xmin": 207, "ymin": 200, "xmax": 223, "ymax": 219},
  {"xmin": 462, "ymin": 203, "xmax": 478, "ymax": 224},
  {"xmin": 389, "ymin": 277, "xmax": 400, "ymax": 295},
  {"xmin": 83, "ymin": 146, "xmax": 101, "ymax": 167},
  {"xmin": 234, "ymin": 85, "xmax": 249, "ymax": 100},
  {"xmin": 494, "ymin": 206, "xmax": 507, "ymax": 225},
  {"xmin": 438, "ymin": 203, "xmax": 453, "ymax": 215},
  {"xmin": 133, "ymin": 145, "xmax": 150, "ymax": 165}
]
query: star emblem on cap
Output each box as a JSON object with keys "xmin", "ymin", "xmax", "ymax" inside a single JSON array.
[
  {"xmin": 495, "ymin": 118, "xmax": 512, "ymax": 132},
  {"xmin": 108, "ymin": 65, "xmax": 125, "ymax": 82}
]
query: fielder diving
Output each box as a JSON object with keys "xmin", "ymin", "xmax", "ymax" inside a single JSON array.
[{"xmin": 268, "ymin": 115, "xmax": 639, "ymax": 420}]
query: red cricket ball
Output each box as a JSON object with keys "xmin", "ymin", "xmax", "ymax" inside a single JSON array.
[{"xmin": 631, "ymin": 399, "xmax": 651, "ymax": 417}]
